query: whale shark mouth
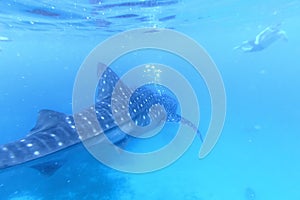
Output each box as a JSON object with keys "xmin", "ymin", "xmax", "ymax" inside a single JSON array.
[{"xmin": 0, "ymin": 64, "xmax": 202, "ymax": 173}]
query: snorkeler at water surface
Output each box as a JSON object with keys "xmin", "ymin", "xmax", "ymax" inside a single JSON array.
[{"xmin": 234, "ymin": 24, "xmax": 288, "ymax": 52}]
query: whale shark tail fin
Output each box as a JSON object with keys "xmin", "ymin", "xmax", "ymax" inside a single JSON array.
[{"xmin": 171, "ymin": 114, "xmax": 203, "ymax": 142}]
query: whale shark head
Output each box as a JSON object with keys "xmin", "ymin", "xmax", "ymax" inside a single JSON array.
[{"xmin": 0, "ymin": 65, "xmax": 202, "ymax": 172}]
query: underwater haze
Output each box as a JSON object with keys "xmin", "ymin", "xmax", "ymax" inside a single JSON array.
[{"xmin": 0, "ymin": 0, "xmax": 300, "ymax": 199}]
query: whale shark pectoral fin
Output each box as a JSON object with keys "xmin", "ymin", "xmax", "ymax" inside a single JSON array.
[
  {"xmin": 30, "ymin": 159, "xmax": 65, "ymax": 176},
  {"xmin": 95, "ymin": 62, "xmax": 132, "ymax": 105},
  {"xmin": 28, "ymin": 109, "xmax": 68, "ymax": 135},
  {"xmin": 96, "ymin": 62, "xmax": 107, "ymax": 78}
]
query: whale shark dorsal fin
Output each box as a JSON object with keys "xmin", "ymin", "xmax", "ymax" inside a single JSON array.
[
  {"xmin": 28, "ymin": 109, "xmax": 67, "ymax": 135},
  {"xmin": 96, "ymin": 63, "xmax": 120, "ymax": 102}
]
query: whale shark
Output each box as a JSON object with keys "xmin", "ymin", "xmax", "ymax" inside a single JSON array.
[{"xmin": 0, "ymin": 64, "xmax": 202, "ymax": 175}]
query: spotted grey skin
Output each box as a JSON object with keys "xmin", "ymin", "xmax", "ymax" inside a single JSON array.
[
  {"xmin": 129, "ymin": 84, "xmax": 203, "ymax": 141},
  {"xmin": 129, "ymin": 84, "xmax": 180, "ymax": 126},
  {"xmin": 0, "ymin": 67, "xmax": 129, "ymax": 170},
  {"xmin": 0, "ymin": 66, "xmax": 202, "ymax": 171}
]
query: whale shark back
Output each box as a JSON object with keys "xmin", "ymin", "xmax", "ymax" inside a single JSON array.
[{"xmin": 0, "ymin": 66, "xmax": 133, "ymax": 170}]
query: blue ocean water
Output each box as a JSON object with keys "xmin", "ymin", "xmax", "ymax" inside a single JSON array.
[{"xmin": 0, "ymin": 0, "xmax": 300, "ymax": 199}]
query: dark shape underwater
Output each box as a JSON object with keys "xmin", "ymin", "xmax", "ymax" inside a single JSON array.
[
  {"xmin": 0, "ymin": 64, "xmax": 202, "ymax": 174},
  {"xmin": 234, "ymin": 24, "xmax": 288, "ymax": 52},
  {"xmin": 30, "ymin": 159, "xmax": 65, "ymax": 176}
]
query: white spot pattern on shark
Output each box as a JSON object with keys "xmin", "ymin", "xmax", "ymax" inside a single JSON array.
[{"xmin": 0, "ymin": 66, "xmax": 202, "ymax": 172}]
